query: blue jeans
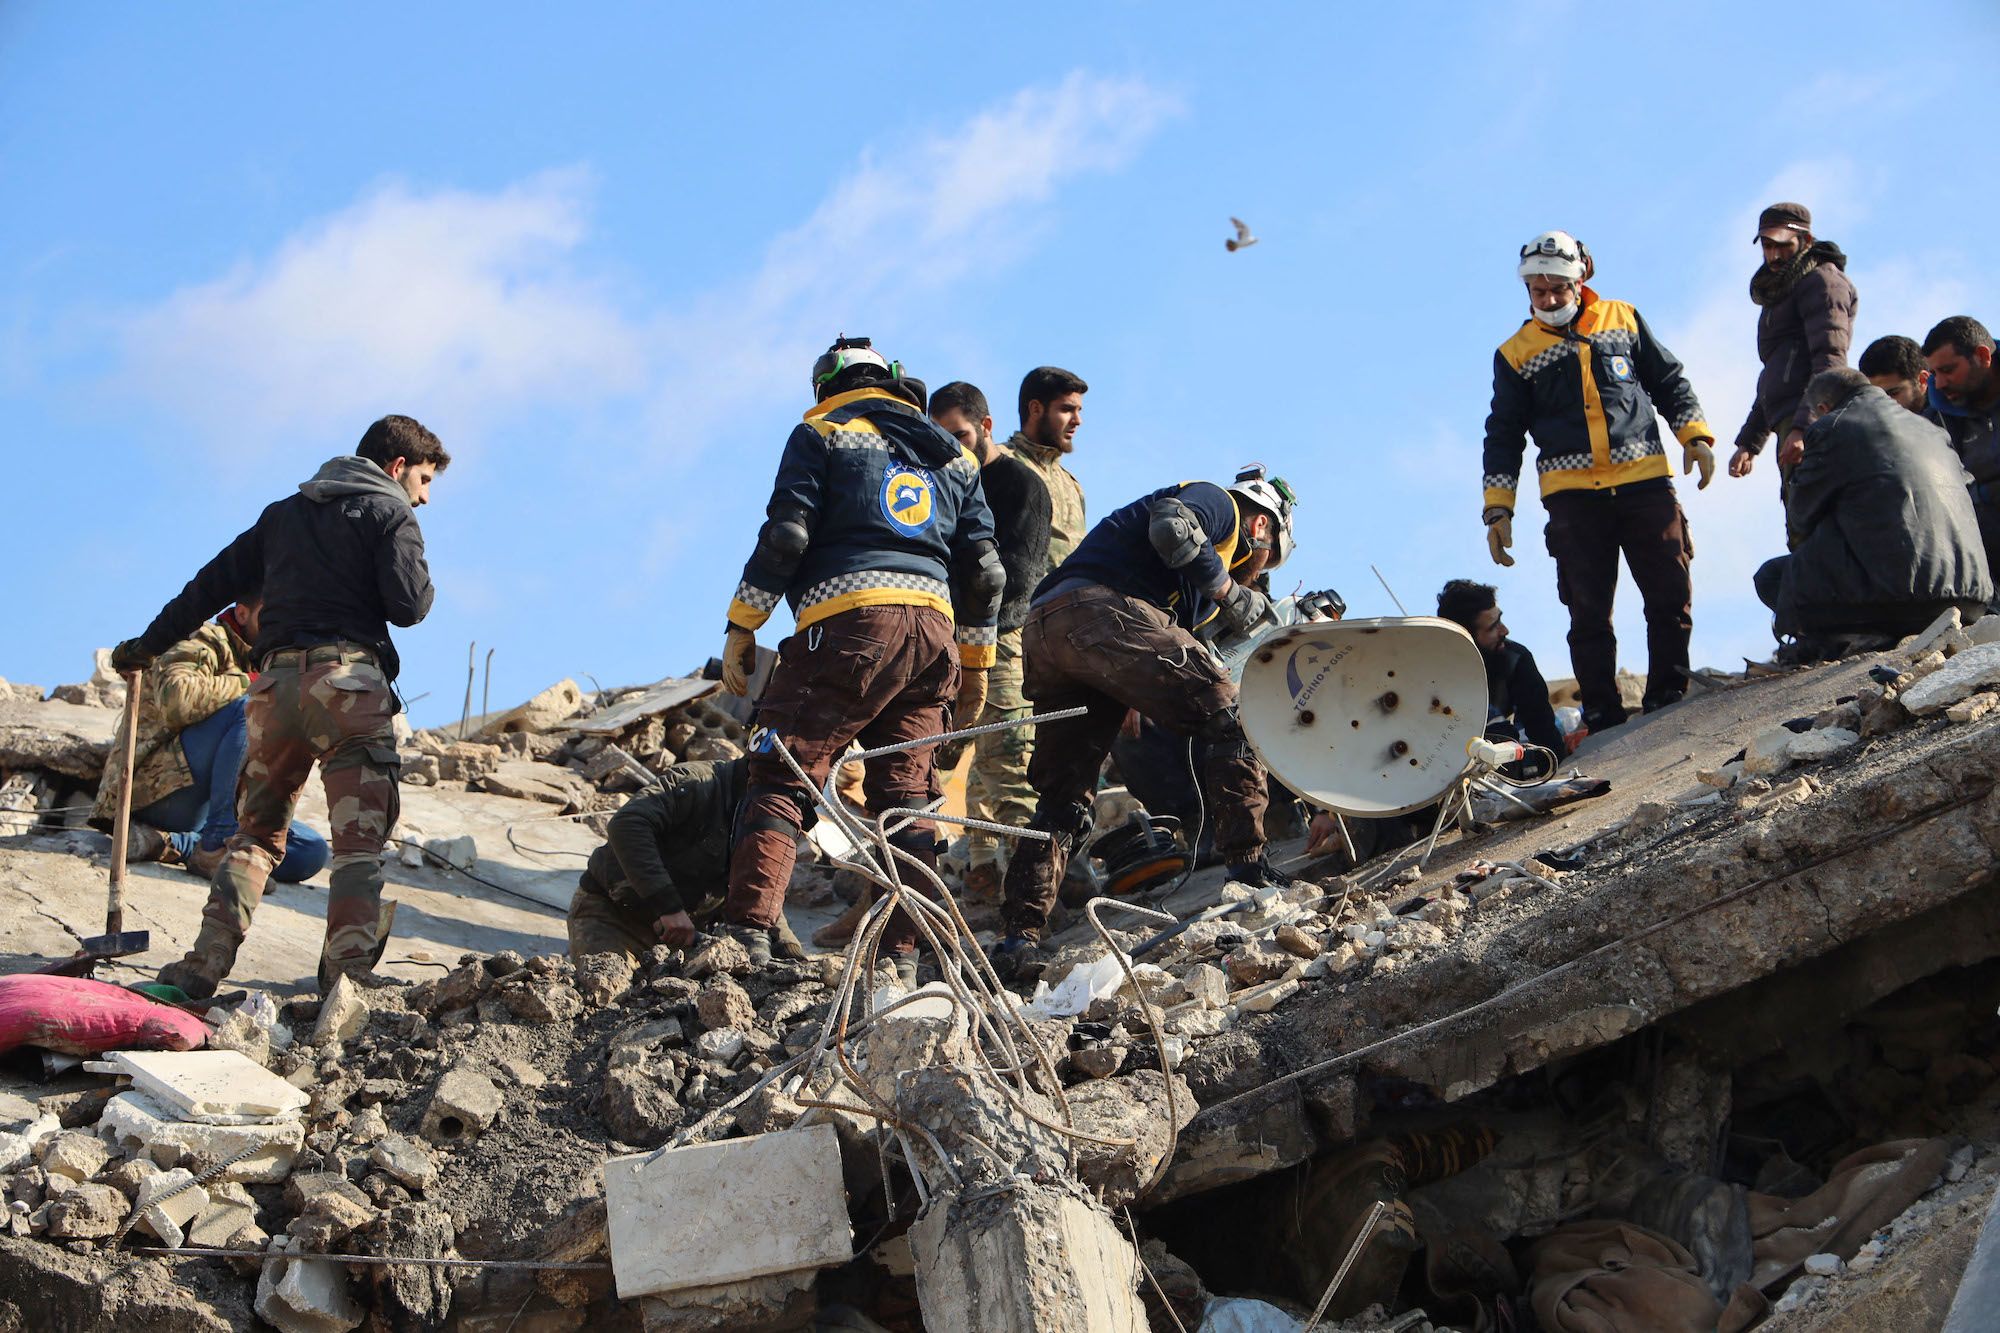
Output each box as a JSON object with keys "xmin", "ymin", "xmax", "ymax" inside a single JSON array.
[{"xmin": 133, "ymin": 698, "xmax": 330, "ymax": 884}]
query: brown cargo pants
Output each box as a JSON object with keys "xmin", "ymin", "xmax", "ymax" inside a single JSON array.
[
  {"xmin": 1001, "ymin": 584, "xmax": 1268, "ymax": 939},
  {"xmin": 200, "ymin": 644, "xmax": 401, "ymax": 965},
  {"xmin": 726, "ymin": 604, "xmax": 957, "ymax": 956}
]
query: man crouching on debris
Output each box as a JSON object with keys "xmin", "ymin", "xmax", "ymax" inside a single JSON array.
[
  {"xmin": 110, "ymin": 415, "xmax": 448, "ymax": 997},
  {"xmin": 568, "ymin": 755, "xmax": 804, "ymax": 976},
  {"xmin": 993, "ymin": 468, "xmax": 1301, "ymax": 979},
  {"xmin": 718, "ymin": 336, "xmax": 1000, "ymax": 979}
]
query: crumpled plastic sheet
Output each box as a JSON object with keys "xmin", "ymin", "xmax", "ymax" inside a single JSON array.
[
  {"xmin": 1197, "ymin": 1296, "xmax": 1303, "ymax": 1332},
  {"xmin": 1018, "ymin": 953, "xmax": 1169, "ymax": 1021}
]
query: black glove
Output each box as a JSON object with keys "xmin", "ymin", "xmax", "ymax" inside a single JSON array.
[
  {"xmin": 1215, "ymin": 581, "xmax": 1274, "ymax": 638},
  {"xmin": 110, "ymin": 638, "xmax": 154, "ymax": 673}
]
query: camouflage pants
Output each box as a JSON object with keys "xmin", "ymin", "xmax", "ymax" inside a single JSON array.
[
  {"xmin": 964, "ymin": 629, "xmax": 1034, "ymax": 869},
  {"xmin": 201, "ymin": 646, "xmax": 401, "ymax": 963}
]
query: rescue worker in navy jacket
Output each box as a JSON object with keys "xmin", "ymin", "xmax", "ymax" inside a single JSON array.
[
  {"xmin": 718, "ymin": 336, "xmax": 1001, "ymax": 975},
  {"xmin": 1482, "ymin": 231, "xmax": 1717, "ymax": 736},
  {"xmin": 994, "ymin": 468, "xmax": 1300, "ymax": 975}
]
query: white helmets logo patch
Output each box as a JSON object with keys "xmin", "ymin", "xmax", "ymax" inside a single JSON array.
[{"xmin": 881, "ymin": 466, "xmax": 937, "ymax": 535}]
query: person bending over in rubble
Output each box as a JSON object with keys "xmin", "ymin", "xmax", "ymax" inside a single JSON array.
[
  {"xmin": 1753, "ymin": 367, "xmax": 1992, "ymax": 661},
  {"xmin": 568, "ymin": 755, "xmax": 804, "ymax": 977},
  {"xmin": 92, "ymin": 591, "xmax": 329, "ymax": 886},
  {"xmin": 718, "ymin": 335, "xmax": 1000, "ymax": 983},
  {"xmin": 1433, "ymin": 579, "xmax": 1566, "ymax": 757},
  {"xmin": 110, "ymin": 415, "xmax": 448, "ymax": 998},
  {"xmin": 992, "ymin": 467, "xmax": 1301, "ymax": 980},
  {"xmin": 1482, "ymin": 230, "xmax": 1716, "ymax": 738}
]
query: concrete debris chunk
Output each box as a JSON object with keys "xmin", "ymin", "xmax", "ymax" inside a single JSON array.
[
  {"xmin": 1897, "ymin": 642, "xmax": 2000, "ymax": 714},
  {"xmin": 1744, "ymin": 725, "xmax": 1799, "ymax": 776},
  {"xmin": 257, "ymin": 1235, "xmax": 364, "ymax": 1333},
  {"xmin": 1947, "ymin": 692, "xmax": 2000, "ymax": 724},
  {"xmin": 132, "ymin": 1166, "xmax": 209, "ymax": 1247},
  {"xmin": 43, "ymin": 1180, "xmax": 129, "ymax": 1239},
  {"xmin": 910, "ymin": 1182, "xmax": 1146, "ymax": 1332},
  {"xmin": 98, "ymin": 1091, "xmax": 304, "ymax": 1183},
  {"xmin": 694, "ymin": 975, "xmax": 757, "ymax": 1033},
  {"xmin": 368, "ymin": 1133, "xmax": 436, "ymax": 1190},
  {"xmin": 683, "ymin": 933, "xmax": 753, "ymax": 980},
  {"xmin": 1900, "ymin": 606, "xmax": 1964, "ymax": 660},
  {"xmin": 420, "ymin": 1066, "xmax": 503, "ymax": 1144},
  {"xmin": 603, "ymin": 1123, "xmax": 852, "ymax": 1299},
  {"xmin": 107, "ymin": 1049, "xmax": 311, "ymax": 1123},
  {"xmin": 313, "ymin": 976, "xmax": 371, "ymax": 1045},
  {"xmin": 423, "ymin": 833, "xmax": 478, "ymax": 871},
  {"xmin": 39, "ymin": 1129, "xmax": 110, "ymax": 1181}
]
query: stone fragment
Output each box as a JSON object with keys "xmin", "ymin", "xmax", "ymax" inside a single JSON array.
[
  {"xmin": 693, "ymin": 1029, "xmax": 744, "ymax": 1063},
  {"xmin": 188, "ymin": 1190, "xmax": 262, "ymax": 1248},
  {"xmin": 501, "ymin": 978, "xmax": 584, "ymax": 1024},
  {"xmin": 601, "ymin": 1064, "xmax": 685, "ymax": 1147},
  {"xmin": 1803, "ymin": 1252, "xmax": 1842, "ymax": 1277},
  {"xmin": 695, "ymin": 976, "xmax": 757, "ymax": 1033},
  {"xmin": 1697, "ymin": 760, "xmax": 1744, "ymax": 788},
  {"xmin": 1273, "ymin": 924, "xmax": 1322, "ymax": 960},
  {"xmin": 1071, "ymin": 1045, "xmax": 1126, "ymax": 1080},
  {"xmin": 1970, "ymin": 614, "xmax": 2000, "ymax": 646},
  {"xmin": 1066, "ymin": 1070, "xmax": 1197, "ymax": 1209},
  {"xmin": 603, "ymin": 1123, "xmax": 852, "ymax": 1299},
  {"xmin": 479, "ymin": 763, "xmax": 580, "ymax": 807},
  {"xmin": 480, "ymin": 678, "xmax": 586, "ymax": 736},
  {"xmin": 1785, "ymin": 726, "xmax": 1859, "ymax": 764},
  {"xmin": 1947, "ymin": 692, "xmax": 2000, "ymax": 724},
  {"xmin": 1180, "ymin": 963, "xmax": 1229, "ymax": 1010},
  {"xmin": 683, "ymin": 934, "xmax": 752, "ymax": 980},
  {"xmin": 314, "ymin": 976, "xmax": 370, "ymax": 1045},
  {"xmin": 1235, "ymin": 978, "xmax": 1300, "ymax": 1013},
  {"xmin": 1900, "ymin": 607, "xmax": 1964, "ymax": 660},
  {"xmin": 369, "ymin": 1133, "xmax": 436, "ymax": 1190},
  {"xmin": 1743, "ymin": 726, "xmax": 1798, "ymax": 777},
  {"xmin": 1384, "ymin": 919, "xmax": 1446, "ymax": 953},
  {"xmin": 132, "ymin": 1166, "xmax": 209, "ymax": 1247},
  {"xmin": 419, "ymin": 1067, "xmax": 503, "ymax": 1144},
  {"xmin": 1897, "ymin": 642, "xmax": 2000, "ymax": 714},
  {"xmin": 1860, "ymin": 693, "xmax": 1910, "ymax": 737},
  {"xmin": 422, "ymin": 833, "xmax": 478, "ymax": 871},
  {"xmin": 575, "ymin": 953, "xmax": 634, "ymax": 1007},
  {"xmin": 44, "ymin": 1180, "xmax": 129, "ymax": 1238},
  {"xmin": 286, "ymin": 1172, "xmax": 372, "ymax": 1214},
  {"xmin": 437, "ymin": 742, "xmax": 501, "ymax": 783},
  {"xmin": 638, "ymin": 1268, "xmax": 817, "ymax": 1332},
  {"xmin": 40, "ymin": 1129, "xmax": 110, "ymax": 1181},
  {"xmin": 1223, "ymin": 942, "xmax": 1294, "ymax": 987}
]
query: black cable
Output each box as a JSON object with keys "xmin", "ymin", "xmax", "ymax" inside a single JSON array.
[{"xmin": 386, "ymin": 836, "xmax": 565, "ymax": 912}]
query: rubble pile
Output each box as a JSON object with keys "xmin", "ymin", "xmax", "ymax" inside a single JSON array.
[{"xmin": 5, "ymin": 626, "xmax": 2000, "ymax": 1329}]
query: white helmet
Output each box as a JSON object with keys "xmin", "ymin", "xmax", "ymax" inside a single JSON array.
[
  {"xmin": 1228, "ymin": 464, "xmax": 1297, "ymax": 569},
  {"xmin": 1517, "ymin": 230, "xmax": 1589, "ymax": 284}
]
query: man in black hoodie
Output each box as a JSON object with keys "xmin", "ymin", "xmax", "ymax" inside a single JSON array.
[
  {"xmin": 110, "ymin": 415, "xmax": 448, "ymax": 996},
  {"xmin": 1728, "ymin": 202, "xmax": 1859, "ymax": 482}
]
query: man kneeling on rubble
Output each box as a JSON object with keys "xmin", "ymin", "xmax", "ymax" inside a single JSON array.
[
  {"xmin": 1754, "ymin": 367, "xmax": 1993, "ymax": 661},
  {"xmin": 568, "ymin": 755, "xmax": 803, "ymax": 976},
  {"xmin": 994, "ymin": 468, "xmax": 1302, "ymax": 978},
  {"xmin": 718, "ymin": 336, "xmax": 1000, "ymax": 983},
  {"xmin": 92, "ymin": 593, "xmax": 329, "ymax": 885},
  {"xmin": 110, "ymin": 414, "xmax": 448, "ymax": 997}
]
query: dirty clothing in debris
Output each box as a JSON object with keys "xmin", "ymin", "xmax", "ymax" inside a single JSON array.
[
  {"xmin": 1735, "ymin": 240, "xmax": 1859, "ymax": 454},
  {"xmin": 569, "ymin": 758, "xmax": 747, "ymax": 962},
  {"xmin": 728, "ymin": 605, "xmax": 959, "ymax": 953},
  {"xmin": 1544, "ymin": 486, "xmax": 1694, "ymax": 728},
  {"xmin": 134, "ymin": 455, "xmax": 434, "ymax": 682},
  {"xmin": 1753, "ymin": 383, "xmax": 1993, "ymax": 642},
  {"xmin": 199, "ymin": 645, "xmax": 402, "ymax": 965},
  {"xmin": 1003, "ymin": 583, "xmax": 1268, "ymax": 938}
]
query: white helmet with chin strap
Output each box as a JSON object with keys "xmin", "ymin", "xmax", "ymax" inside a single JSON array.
[
  {"xmin": 1517, "ymin": 230, "xmax": 1590, "ymax": 284},
  {"xmin": 1227, "ymin": 464, "xmax": 1297, "ymax": 570}
]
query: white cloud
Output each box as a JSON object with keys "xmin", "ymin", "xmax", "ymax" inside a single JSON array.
[
  {"xmin": 117, "ymin": 169, "xmax": 647, "ymax": 447},
  {"xmin": 113, "ymin": 73, "xmax": 1179, "ymax": 457}
]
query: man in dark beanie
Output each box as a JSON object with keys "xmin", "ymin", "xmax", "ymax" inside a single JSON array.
[{"xmin": 1728, "ymin": 203, "xmax": 1859, "ymax": 485}]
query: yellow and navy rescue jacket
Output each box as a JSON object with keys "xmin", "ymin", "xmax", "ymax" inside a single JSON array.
[
  {"xmin": 1481, "ymin": 288, "xmax": 1713, "ymax": 513},
  {"xmin": 1040, "ymin": 481, "xmax": 1246, "ymax": 631},
  {"xmin": 727, "ymin": 387, "xmax": 999, "ymax": 667}
]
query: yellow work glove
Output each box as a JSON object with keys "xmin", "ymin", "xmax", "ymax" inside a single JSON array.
[
  {"xmin": 1683, "ymin": 438, "xmax": 1716, "ymax": 489},
  {"xmin": 1484, "ymin": 509, "xmax": 1515, "ymax": 568},
  {"xmin": 721, "ymin": 626, "xmax": 757, "ymax": 696},
  {"xmin": 953, "ymin": 667, "xmax": 989, "ymax": 730}
]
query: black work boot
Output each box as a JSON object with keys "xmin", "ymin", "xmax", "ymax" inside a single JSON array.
[
  {"xmin": 726, "ymin": 922, "xmax": 774, "ymax": 967},
  {"xmin": 989, "ymin": 933, "xmax": 1045, "ymax": 985},
  {"xmin": 156, "ymin": 926, "xmax": 240, "ymax": 1001},
  {"xmin": 1225, "ymin": 856, "xmax": 1303, "ymax": 892}
]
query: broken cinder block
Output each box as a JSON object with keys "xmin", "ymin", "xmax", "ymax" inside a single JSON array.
[{"xmin": 420, "ymin": 1066, "xmax": 503, "ymax": 1144}]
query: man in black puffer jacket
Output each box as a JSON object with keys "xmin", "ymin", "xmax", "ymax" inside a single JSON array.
[
  {"xmin": 1754, "ymin": 369, "xmax": 1992, "ymax": 658},
  {"xmin": 1729, "ymin": 202, "xmax": 1859, "ymax": 485}
]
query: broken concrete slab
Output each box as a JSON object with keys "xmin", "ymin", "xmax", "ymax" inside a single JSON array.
[
  {"xmin": 477, "ymin": 678, "xmax": 586, "ymax": 737},
  {"xmin": 38, "ymin": 1130, "xmax": 109, "ymax": 1182},
  {"xmin": 132, "ymin": 1166, "xmax": 209, "ymax": 1248},
  {"xmin": 1899, "ymin": 643, "xmax": 2000, "ymax": 715},
  {"xmin": 910, "ymin": 1182, "xmax": 1146, "ymax": 1332},
  {"xmin": 368, "ymin": 1133, "xmax": 436, "ymax": 1190},
  {"xmin": 1067, "ymin": 1069, "xmax": 1196, "ymax": 1207},
  {"xmin": 602, "ymin": 1123, "xmax": 852, "ymax": 1299},
  {"xmin": 106, "ymin": 1050, "xmax": 310, "ymax": 1123},
  {"xmin": 98, "ymin": 1091, "xmax": 304, "ymax": 1183},
  {"xmin": 562, "ymin": 676, "xmax": 720, "ymax": 737},
  {"xmin": 257, "ymin": 1235, "xmax": 363, "ymax": 1333},
  {"xmin": 420, "ymin": 1067, "xmax": 503, "ymax": 1144},
  {"xmin": 0, "ymin": 697, "xmax": 115, "ymax": 781}
]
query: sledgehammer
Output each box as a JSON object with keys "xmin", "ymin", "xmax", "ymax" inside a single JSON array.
[{"xmin": 41, "ymin": 668, "xmax": 151, "ymax": 974}]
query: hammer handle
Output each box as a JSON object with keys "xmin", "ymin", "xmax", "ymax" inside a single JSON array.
[{"xmin": 108, "ymin": 667, "xmax": 142, "ymax": 935}]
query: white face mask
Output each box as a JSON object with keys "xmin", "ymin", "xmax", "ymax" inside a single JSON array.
[{"xmin": 1532, "ymin": 301, "xmax": 1579, "ymax": 328}]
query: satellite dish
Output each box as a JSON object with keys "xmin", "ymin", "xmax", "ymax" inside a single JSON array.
[{"xmin": 1238, "ymin": 616, "xmax": 1488, "ymax": 816}]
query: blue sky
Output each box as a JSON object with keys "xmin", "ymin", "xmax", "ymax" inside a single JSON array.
[{"xmin": 4, "ymin": 3, "xmax": 1995, "ymax": 726}]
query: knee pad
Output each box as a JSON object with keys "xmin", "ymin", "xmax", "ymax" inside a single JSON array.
[
  {"xmin": 1027, "ymin": 799, "xmax": 1094, "ymax": 855},
  {"xmin": 740, "ymin": 808, "xmax": 803, "ymax": 840}
]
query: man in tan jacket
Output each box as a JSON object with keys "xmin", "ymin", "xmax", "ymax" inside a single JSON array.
[{"xmin": 94, "ymin": 595, "xmax": 329, "ymax": 884}]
